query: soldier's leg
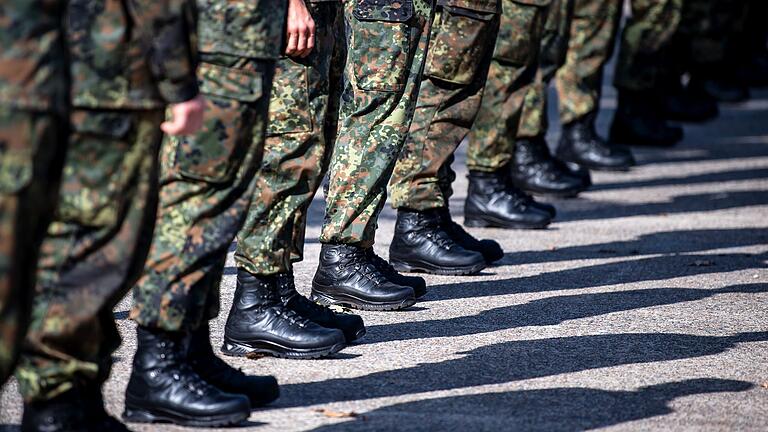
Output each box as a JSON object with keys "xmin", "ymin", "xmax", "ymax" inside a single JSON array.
[
  {"xmin": 0, "ymin": 109, "xmax": 65, "ymax": 384},
  {"xmin": 461, "ymin": 0, "xmax": 555, "ymax": 230},
  {"xmin": 553, "ymin": 0, "xmax": 636, "ymax": 169},
  {"xmin": 14, "ymin": 109, "xmax": 163, "ymax": 401},
  {"xmin": 310, "ymin": 0, "xmax": 433, "ymax": 311},
  {"xmin": 610, "ymin": 0, "xmax": 684, "ymax": 147},
  {"xmin": 385, "ymin": 2, "xmax": 501, "ymax": 275},
  {"xmin": 230, "ymin": 2, "xmax": 364, "ymax": 352}
]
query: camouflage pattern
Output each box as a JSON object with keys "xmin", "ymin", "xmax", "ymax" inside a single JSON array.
[
  {"xmin": 613, "ymin": 0, "xmax": 682, "ymax": 92},
  {"xmin": 197, "ymin": 0, "xmax": 286, "ymax": 60},
  {"xmin": 15, "ymin": 109, "xmax": 165, "ymax": 401},
  {"xmin": 555, "ymin": 0, "xmax": 620, "ymax": 125},
  {"xmin": 465, "ymin": 0, "xmax": 551, "ymax": 172},
  {"xmin": 131, "ymin": 55, "xmax": 276, "ymax": 331},
  {"xmin": 319, "ymin": 0, "xmax": 434, "ymax": 246},
  {"xmin": 11, "ymin": 0, "xmax": 199, "ymax": 401},
  {"xmin": 517, "ymin": 0, "xmax": 573, "ymax": 138},
  {"xmin": 235, "ymin": 2, "xmax": 345, "ymax": 275},
  {"xmin": 0, "ymin": 109, "xmax": 66, "ymax": 385},
  {"xmin": 388, "ymin": 1, "xmax": 500, "ymax": 210},
  {"xmin": 0, "ymin": 0, "xmax": 69, "ymax": 386}
]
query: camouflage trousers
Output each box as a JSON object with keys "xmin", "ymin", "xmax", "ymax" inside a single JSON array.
[
  {"xmin": 465, "ymin": 0, "xmax": 551, "ymax": 172},
  {"xmin": 235, "ymin": 2, "xmax": 344, "ymax": 276},
  {"xmin": 388, "ymin": 1, "xmax": 500, "ymax": 210},
  {"xmin": 0, "ymin": 108, "xmax": 66, "ymax": 385},
  {"xmin": 518, "ymin": 0, "xmax": 573, "ymax": 138},
  {"xmin": 555, "ymin": 0, "xmax": 619, "ymax": 125},
  {"xmin": 131, "ymin": 55, "xmax": 274, "ymax": 332},
  {"xmin": 15, "ymin": 109, "xmax": 163, "ymax": 402},
  {"xmin": 319, "ymin": 0, "xmax": 433, "ymax": 246},
  {"xmin": 613, "ymin": 0, "xmax": 682, "ymax": 92}
]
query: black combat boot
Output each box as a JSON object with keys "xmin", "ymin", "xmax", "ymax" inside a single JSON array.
[
  {"xmin": 689, "ymin": 70, "xmax": 750, "ymax": 103},
  {"xmin": 222, "ymin": 270, "xmax": 347, "ymax": 359},
  {"xmin": 557, "ymin": 112, "xmax": 636, "ymax": 171},
  {"xmin": 22, "ymin": 389, "xmax": 92, "ymax": 432},
  {"xmin": 84, "ymin": 386, "xmax": 132, "ymax": 431},
  {"xmin": 276, "ymin": 272, "xmax": 367, "ymax": 343},
  {"xmin": 189, "ymin": 322, "xmax": 280, "ymax": 407},
  {"xmin": 610, "ymin": 90, "xmax": 684, "ymax": 147},
  {"xmin": 366, "ymin": 248, "xmax": 427, "ymax": 298},
  {"xmin": 389, "ymin": 208, "xmax": 487, "ymax": 276},
  {"xmin": 511, "ymin": 136, "xmax": 590, "ymax": 197},
  {"xmin": 662, "ymin": 81, "xmax": 719, "ymax": 123},
  {"xmin": 123, "ymin": 327, "xmax": 251, "ymax": 427},
  {"xmin": 311, "ymin": 243, "xmax": 416, "ymax": 311},
  {"xmin": 464, "ymin": 169, "xmax": 553, "ymax": 229},
  {"xmin": 437, "ymin": 207, "xmax": 503, "ymax": 264}
]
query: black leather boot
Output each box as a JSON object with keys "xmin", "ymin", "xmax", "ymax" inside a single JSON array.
[
  {"xmin": 366, "ymin": 248, "xmax": 427, "ymax": 298},
  {"xmin": 558, "ymin": 112, "xmax": 636, "ymax": 171},
  {"xmin": 22, "ymin": 389, "xmax": 92, "ymax": 432},
  {"xmin": 389, "ymin": 208, "xmax": 487, "ymax": 276},
  {"xmin": 311, "ymin": 243, "xmax": 416, "ymax": 311},
  {"xmin": 276, "ymin": 272, "xmax": 367, "ymax": 342},
  {"xmin": 437, "ymin": 207, "xmax": 503, "ymax": 264},
  {"xmin": 610, "ymin": 91, "xmax": 684, "ymax": 147},
  {"xmin": 689, "ymin": 73, "xmax": 749, "ymax": 103},
  {"xmin": 464, "ymin": 169, "xmax": 553, "ymax": 229},
  {"xmin": 189, "ymin": 322, "xmax": 280, "ymax": 407},
  {"xmin": 663, "ymin": 81, "xmax": 719, "ymax": 123},
  {"xmin": 511, "ymin": 136, "xmax": 590, "ymax": 197},
  {"xmin": 222, "ymin": 270, "xmax": 347, "ymax": 359},
  {"xmin": 123, "ymin": 327, "xmax": 251, "ymax": 427}
]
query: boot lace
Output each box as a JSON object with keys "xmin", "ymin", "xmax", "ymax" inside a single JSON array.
[
  {"xmin": 274, "ymin": 307, "xmax": 312, "ymax": 328},
  {"xmin": 340, "ymin": 249, "xmax": 388, "ymax": 285}
]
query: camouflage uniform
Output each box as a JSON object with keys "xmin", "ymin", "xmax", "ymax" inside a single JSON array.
[
  {"xmin": 0, "ymin": 0, "xmax": 69, "ymax": 384},
  {"xmin": 517, "ymin": 0, "xmax": 573, "ymax": 138},
  {"xmin": 235, "ymin": 1, "xmax": 346, "ymax": 276},
  {"xmin": 555, "ymin": 0, "xmax": 619, "ymax": 125},
  {"xmin": 388, "ymin": 0, "xmax": 501, "ymax": 211},
  {"xmin": 13, "ymin": 0, "xmax": 199, "ymax": 401},
  {"xmin": 465, "ymin": 0, "xmax": 553, "ymax": 172},
  {"xmin": 131, "ymin": 0, "xmax": 286, "ymax": 331},
  {"xmin": 613, "ymin": 0, "xmax": 682, "ymax": 92},
  {"xmin": 319, "ymin": 0, "xmax": 434, "ymax": 246}
]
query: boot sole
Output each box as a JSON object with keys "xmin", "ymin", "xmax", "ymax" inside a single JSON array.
[
  {"xmin": 123, "ymin": 406, "xmax": 248, "ymax": 427},
  {"xmin": 557, "ymin": 158, "xmax": 633, "ymax": 172},
  {"xmin": 389, "ymin": 259, "xmax": 486, "ymax": 276},
  {"xmin": 310, "ymin": 288, "xmax": 416, "ymax": 312},
  {"xmin": 463, "ymin": 216, "xmax": 550, "ymax": 230},
  {"xmin": 220, "ymin": 338, "xmax": 346, "ymax": 360}
]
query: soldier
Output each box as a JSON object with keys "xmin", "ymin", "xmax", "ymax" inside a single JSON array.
[
  {"xmin": 553, "ymin": 0, "xmax": 636, "ymax": 171},
  {"xmin": 124, "ymin": 0, "xmax": 297, "ymax": 426},
  {"xmin": 609, "ymin": 0, "xmax": 684, "ymax": 147},
  {"xmin": 307, "ymin": 0, "xmax": 436, "ymax": 309},
  {"xmin": 224, "ymin": 0, "xmax": 394, "ymax": 359},
  {"xmin": 0, "ymin": 0, "xmax": 69, "ymax": 387},
  {"xmin": 10, "ymin": 0, "xmax": 205, "ymax": 430}
]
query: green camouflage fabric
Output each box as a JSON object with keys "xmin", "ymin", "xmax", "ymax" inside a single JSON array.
[
  {"xmin": 0, "ymin": 108, "xmax": 66, "ymax": 385},
  {"xmin": 0, "ymin": 0, "xmax": 68, "ymax": 112},
  {"xmin": 67, "ymin": 0, "xmax": 199, "ymax": 109},
  {"xmin": 319, "ymin": 0, "xmax": 434, "ymax": 246},
  {"xmin": 0, "ymin": 0, "xmax": 69, "ymax": 385},
  {"xmin": 555, "ymin": 0, "xmax": 620, "ymax": 125},
  {"xmin": 613, "ymin": 0, "xmax": 682, "ymax": 92},
  {"xmin": 15, "ymin": 109, "xmax": 165, "ymax": 401},
  {"xmin": 236, "ymin": 3, "xmax": 345, "ymax": 275},
  {"xmin": 131, "ymin": 55, "xmax": 276, "ymax": 331},
  {"xmin": 465, "ymin": 0, "xmax": 551, "ymax": 172},
  {"xmin": 517, "ymin": 0, "xmax": 573, "ymax": 138},
  {"xmin": 198, "ymin": 0, "xmax": 286, "ymax": 60},
  {"xmin": 388, "ymin": 0, "xmax": 500, "ymax": 210}
]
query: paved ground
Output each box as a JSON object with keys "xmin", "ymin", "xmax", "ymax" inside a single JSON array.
[{"xmin": 2, "ymin": 81, "xmax": 768, "ymax": 430}]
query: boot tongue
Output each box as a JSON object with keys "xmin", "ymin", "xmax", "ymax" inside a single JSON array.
[{"xmin": 275, "ymin": 273, "xmax": 299, "ymax": 304}]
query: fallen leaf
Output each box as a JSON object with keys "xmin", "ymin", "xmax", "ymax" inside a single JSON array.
[
  {"xmin": 691, "ymin": 259, "xmax": 714, "ymax": 267},
  {"xmin": 761, "ymin": 382, "xmax": 768, "ymax": 389},
  {"xmin": 245, "ymin": 352, "xmax": 267, "ymax": 360},
  {"xmin": 313, "ymin": 408, "xmax": 359, "ymax": 419}
]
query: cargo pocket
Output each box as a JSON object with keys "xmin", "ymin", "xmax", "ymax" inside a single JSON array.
[
  {"xmin": 267, "ymin": 59, "xmax": 312, "ymax": 135},
  {"xmin": 175, "ymin": 62, "xmax": 263, "ymax": 183},
  {"xmin": 425, "ymin": 1, "xmax": 497, "ymax": 85},
  {"xmin": 57, "ymin": 111, "xmax": 137, "ymax": 228},
  {"xmin": 351, "ymin": 0, "xmax": 414, "ymax": 92},
  {"xmin": 493, "ymin": 0, "xmax": 548, "ymax": 65}
]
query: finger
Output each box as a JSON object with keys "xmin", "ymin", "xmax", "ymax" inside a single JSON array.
[
  {"xmin": 285, "ymin": 31, "xmax": 298, "ymax": 55},
  {"xmin": 304, "ymin": 33, "xmax": 315, "ymax": 57},
  {"xmin": 161, "ymin": 117, "xmax": 183, "ymax": 135},
  {"xmin": 296, "ymin": 29, "xmax": 307, "ymax": 57}
]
